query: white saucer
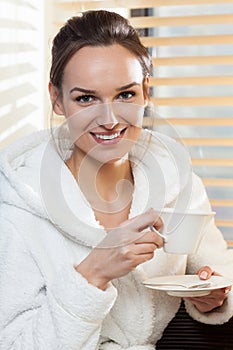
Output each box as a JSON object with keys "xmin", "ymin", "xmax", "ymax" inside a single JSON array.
[{"xmin": 143, "ymin": 275, "xmax": 233, "ymax": 297}]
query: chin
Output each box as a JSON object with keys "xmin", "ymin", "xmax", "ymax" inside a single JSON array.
[{"xmin": 89, "ymin": 150, "xmax": 128, "ymax": 165}]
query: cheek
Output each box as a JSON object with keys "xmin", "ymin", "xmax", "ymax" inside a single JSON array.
[
  {"xmin": 71, "ymin": 131, "xmax": 96, "ymax": 153},
  {"xmin": 65, "ymin": 106, "xmax": 100, "ymax": 144},
  {"xmin": 65, "ymin": 102, "xmax": 145, "ymax": 144},
  {"xmin": 73, "ymin": 127, "xmax": 142, "ymax": 163},
  {"xmin": 126, "ymin": 127, "xmax": 142, "ymax": 148},
  {"xmin": 113, "ymin": 102, "xmax": 145, "ymax": 127}
]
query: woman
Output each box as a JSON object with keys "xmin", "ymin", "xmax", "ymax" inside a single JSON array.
[{"xmin": 0, "ymin": 10, "xmax": 232, "ymax": 350}]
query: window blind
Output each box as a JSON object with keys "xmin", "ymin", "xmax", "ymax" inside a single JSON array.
[
  {"xmin": 0, "ymin": 0, "xmax": 44, "ymax": 149},
  {"xmin": 54, "ymin": 0, "xmax": 233, "ymax": 245}
]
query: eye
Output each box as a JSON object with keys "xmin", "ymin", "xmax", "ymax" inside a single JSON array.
[
  {"xmin": 75, "ymin": 95, "xmax": 95, "ymax": 104},
  {"xmin": 117, "ymin": 91, "xmax": 135, "ymax": 100}
]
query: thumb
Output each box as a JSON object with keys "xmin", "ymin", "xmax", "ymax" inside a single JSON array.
[{"xmin": 197, "ymin": 266, "xmax": 214, "ymax": 280}]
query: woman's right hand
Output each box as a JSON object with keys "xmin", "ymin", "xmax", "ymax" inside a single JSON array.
[{"xmin": 75, "ymin": 208, "xmax": 164, "ymax": 290}]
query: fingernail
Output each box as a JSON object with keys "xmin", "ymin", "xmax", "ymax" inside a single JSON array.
[{"xmin": 200, "ymin": 271, "xmax": 208, "ymax": 279}]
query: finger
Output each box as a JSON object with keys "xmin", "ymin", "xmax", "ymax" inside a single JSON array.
[
  {"xmin": 101, "ymin": 210, "xmax": 162, "ymax": 249},
  {"xmin": 121, "ymin": 247, "xmax": 155, "ymax": 267},
  {"xmin": 211, "ymin": 287, "xmax": 231, "ymax": 296},
  {"xmin": 195, "ymin": 296, "xmax": 226, "ymax": 311},
  {"xmin": 223, "ymin": 286, "xmax": 231, "ymax": 295},
  {"xmin": 134, "ymin": 230, "xmax": 164, "ymax": 248},
  {"xmin": 225, "ymin": 285, "xmax": 232, "ymax": 292},
  {"xmin": 122, "ymin": 208, "xmax": 159, "ymax": 232},
  {"xmin": 185, "ymin": 297, "xmax": 217, "ymax": 313},
  {"xmin": 212, "ymin": 271, "xmax": 222, "ymax": 277},
  {"xmin": 132, "ymin": 242, "xmax": 158, "ymax": 255},
  {"xmin": 211, "ymin": 287, "xmax": 231, "ymax": 300},
  {"xmin": 151, "ymin": 216, "xmax": 163, "ymax": 231},
  {"xmin": 191, "ymin": 289, "xmax": 226, "ymax": 301},
  {"xmin": 186, "ymin": 288, "xmax": 229, "ymax": 310},
  {"xmin": 186, "ymin": 299, "xmax": 212, "ymax": 312},
  {"xmin": 197, "ymin": 266, "xmax": 214, "ymax": 280},
  {"xmin": 134, "ymin": 252, "xmax": 155, "ymax": 265}
]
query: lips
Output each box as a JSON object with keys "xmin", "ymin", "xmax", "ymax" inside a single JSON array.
[
  {"xmin": 90, "ymin": 128, "xmax": 127, "ymax": 144},
  {"xmin": 94, "ymin": 130, "xmax": 121, "ymax": 140}
]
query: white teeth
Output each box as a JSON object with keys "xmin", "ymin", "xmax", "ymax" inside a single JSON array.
[{"xmin": 94, "ymin": 131, "xmax": 121, "ymax": 140}]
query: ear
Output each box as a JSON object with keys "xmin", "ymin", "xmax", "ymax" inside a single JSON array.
[
  {"xmin": 48, "ymin": 82, "xmax": 64, "ymax": 115},
  {"xmin": 143, "ymin": 75, "xmax": 150, "ymax": 106}
]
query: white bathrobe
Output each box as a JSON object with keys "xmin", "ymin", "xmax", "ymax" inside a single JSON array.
[{"xmin": 0, "ymin": 129, "xmax": 233, "ymax": 350}]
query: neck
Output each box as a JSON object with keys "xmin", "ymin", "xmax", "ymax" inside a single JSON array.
[
  {"xmin": 66, "ymin": 149, "xmax": 134, "ymax": 208},
  {"xmin": 97, "ymin": 159, "xmax": 131, "ymax": 187}
]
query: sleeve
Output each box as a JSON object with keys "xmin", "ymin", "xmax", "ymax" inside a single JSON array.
[
  {"xmin": 0, "ymin": 217, "xmax": 117, "ymax": 350},
  {"xmin": 184, "ymin": 173, "xmax": 233, "ymax": 325}
]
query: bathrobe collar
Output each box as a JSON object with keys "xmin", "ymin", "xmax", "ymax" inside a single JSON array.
[{"xmin": 0, "ymin": 129, "xmax": 192, "ymax": 248}]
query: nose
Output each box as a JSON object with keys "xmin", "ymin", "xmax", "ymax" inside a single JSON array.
[{"xmin": 98, "ymin": 103, "xmax": 119, "ymax": 130}]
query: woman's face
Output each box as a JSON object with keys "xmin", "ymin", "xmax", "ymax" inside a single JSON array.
[{"xmin": 50, "ymin": 44, "xmax": 148, "ymax": 164}]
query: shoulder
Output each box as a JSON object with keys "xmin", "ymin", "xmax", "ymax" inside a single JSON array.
[
  {"xmin": 140, "ymin": 130, "xmax": 192, "ymax": 182},
  {"xmin": 0, "ymin": 129, "xmax": 52, "ymax": 178},
  {"xmin": 134, "ymin": 129, "xmax": 191, "ymax": 166},
  {"xmin": 0, "ymin": 129, "xmax": 51, "ymax": 159},
  {"xmin": 0, "ymin": 130, "xmax": 54, "ymax": 217},
  {"xmin": 148, "ymin": 130, "xmax": 190, "ymax": 160},
  {"xmin": 130, "ymin": 130, "xmax": 193, "ymax": 207}
]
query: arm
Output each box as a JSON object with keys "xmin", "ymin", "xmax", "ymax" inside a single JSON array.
[
  {"xmin": 0, "ymin": 217, "xmax": 117, "ymax": 350},
  {"xmin": 75, "ymin": 209, "xmax": 164, "ymax": 290},
  {"xmin": 0, "ymin": 208, "xmax": 164, "ymax": 349},
  {"xmin": 184, "ymin": 174, "xmax": 233, "ymax": 324}
]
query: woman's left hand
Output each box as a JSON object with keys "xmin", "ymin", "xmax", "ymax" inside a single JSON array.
[{"xmin": 185, "ymin": 266, "xmax": 231, "ymax": 313}]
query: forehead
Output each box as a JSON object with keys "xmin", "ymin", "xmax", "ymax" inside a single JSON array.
[{"xmin": 62, "ymin": 44, "xmax": 144, "ymax": 89}]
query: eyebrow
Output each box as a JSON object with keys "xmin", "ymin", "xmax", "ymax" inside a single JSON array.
[
  {"xmin": 115, "ymin": 82, "xmax": 140, "ymax": 91},
  {"xmin": 69, "ymin": 82, "xmax": 140, "ymax": 94},
  {"xmin": 70, "ymin": 87, "xmax": 96, "ymax": 94}
]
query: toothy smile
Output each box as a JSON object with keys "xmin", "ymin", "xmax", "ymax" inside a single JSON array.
[
  {"xmin": 94, "ymin": 131, "xmax": 121, "ymax": 140},
  {"xmin": 90, "ymin": 127, "xmax": 127, "ymax": 144}
]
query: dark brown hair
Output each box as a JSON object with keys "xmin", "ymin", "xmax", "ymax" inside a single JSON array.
[{"xmin": 50, "ymin": 10, "xmax": 152, "ymax": 91}]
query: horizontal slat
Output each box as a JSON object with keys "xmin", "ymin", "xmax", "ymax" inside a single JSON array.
[
  {"xmin": 152, "ymin": 56, "xmax": 233, "ymax": 66},
  {"xmin": 215, "ymin": 220, "xmax": 233, "ymax": 227},
  {"xmin": 0, "ymin": 124, "xmax": 37, "ymax": 150},
  {"xmin": 194, "ymin": 168, "xmax": 233, "ymax": 180},
  {"xmin": 0, "ymin": 63, "xmax": 36, "ymax": 80},
  {"xmin": 1, "ymin": 103, "xmax": 37, "ymax": 133},
  {"xmin": 0, "ymin": 43, "xmax": 37, "ymax": 54},
  {"xmin": 150, "ymin": 76, "xmax": 233, "ymax": 86},
  {"xmin": 168, "ymin": 118, "xmax": 233, "ymax": 126},
  {"xmin": 210, "ymin": 199, "xmax": 233, "ymax": 206},
  {"xmin": 130, "ymin": 14, "xmax": 233, "ymax": 29},
  {"xmin": 148, "ymin": 117, "xmax": 233, "ymax": 126},
  {"xmin": 219, "ymin": 227, "xmax": 233, "ymax": 240},
  {"xmin": 143, "ymin": 117, "xmax": 233, "ymax": 127},
  {"xmin": 0, "ymin": 19, "xmax": 36, "ymax": 30},
  {"xmin": 151, "ymin": 96, "xmax": 233, "ymax": 106},
  {"xmin": 150, "ymin": 0, "xmax": 233, "ymax": 4},
  {"xmin": 1, "ymin": 83, "xmax": 37, "ymax": 106},
  {"xmin": 55, "ymin": 0, "xmax": 233, "ymax": 11},
  {"xmin": 181, "ymin": 138, "xmax": 233, "ymax": 146},
  {"xmin": 203, "ymin": 178, "xmax": 233, "ymax": 186},
  {"xmin": 5, "ymin": 0, "xmax": 37, "ymax": 8},
  {"xmin": 192, "ymin": 158, "xmax": 233, "ymax": 166},
  {"xmin": 141, "ymin": 35, "xmax": 233, "ymax": 47},
  {"xmin": 56, "ymin": 0, "xmax": 156, "ymax": 10},
  {"xmin": 227, "ymin": 240, "xmax": 233, "ymax": 247},
  {"xmin": 208, "ymin": 189, "xmax": 233, "ymax": 202}
]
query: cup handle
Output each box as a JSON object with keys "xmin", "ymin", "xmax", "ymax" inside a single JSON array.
[{"xmin": 150, "ymin": 226, "xmax": 168, "ymax": 243}]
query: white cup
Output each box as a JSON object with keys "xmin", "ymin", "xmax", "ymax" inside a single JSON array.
[{"xmin": 154, "ymin": 208, "xmax": 215, "ymax": 254}]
